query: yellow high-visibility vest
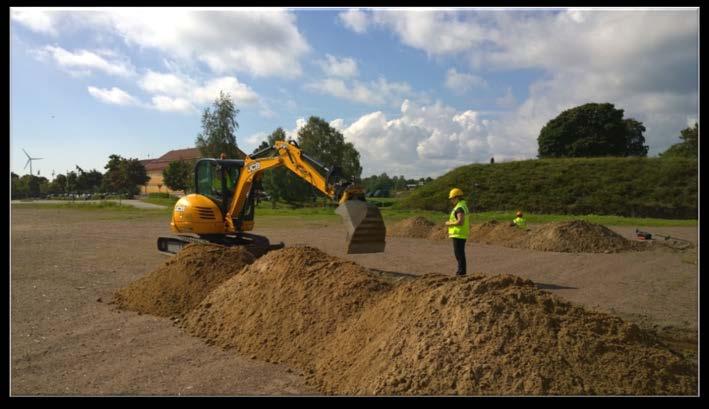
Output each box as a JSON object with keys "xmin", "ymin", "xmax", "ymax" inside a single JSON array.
[
  {"xmin": 513, "ymin": 217, "xmax": 527, "ymax": 229},
  {"xmin": 448, "ymin": 200, "xmax": 470, "ymax": 239}
]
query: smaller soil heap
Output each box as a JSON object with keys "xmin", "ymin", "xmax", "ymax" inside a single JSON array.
[
  {"xmin": 112, "ymin": 244, "xmax": 256, "ymax": 317},
  {"xmin": 527, "ymin": 220, "xmax": 642, "ymax": 253},
  {"xmin": 387, "ymin": 217, "xmax": 436, "ymax": 239},
  {"xmin": 392, "ymin": 217, "xmax": 645, "ymax": 254}
]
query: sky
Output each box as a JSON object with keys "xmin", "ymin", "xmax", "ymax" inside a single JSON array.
[{"xmin": 10, "ymin": 7, "xmax": 699, "ymax": 180}]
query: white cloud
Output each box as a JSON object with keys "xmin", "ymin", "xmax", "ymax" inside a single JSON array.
[
  {"xmin": 339, "ymin": 99, "xmax": 502, "ymax": 178},
  {"xmin": 370, "ymin": 9, "xmax": 698, "ymax": 157},
  {"xmin": 371, "ymin": 10, "xmax": 487, "ymax": 55},
  {"xmin": 150, "ymin": 96, "xmax": 193, "ymax": 113},
  {"xmin": 138, "ymin": 70, "xmax": 259, "ymax": 113},
  {"xmin": 318, "ymin": 54, "xmax": 359, "ymax": 78},
  {"xmin": 13, "ymin": 9, "xmax": 311, "ymax": 78},
  {"xmin": 193, "ymin": 77, "xmax": 259, "ymax": 105},
  {"xmin": 87, "ymin": 86, "xmax": 139, "ymax": 106},
  {"xmin": 36, "ymin": 45, "xmax": 135, "ymax": 77},
  {"xmin": 339, "ymin": 9, "xmax": 369, "ymax": 34},
  {"xmin": 11, "ymin": 8, "xmax": 58, "ymax": 35},
  {"xmin": 496, "ymin": 87, "xmax": 517, "ymax": 109},
  {"xmin": 282, "ymin": 117, "xmax": 308, "ymax": 140},
  {"xmin": 305, "ymin": 77, "xmax": 415, "ymax": 106},
  {"xmin": 105, "ymin": 9, "xmax": 310, "ymax": 78},
  {"xmin": 444, "ymin": 68, "xmax": 486, "ymax": 94}
]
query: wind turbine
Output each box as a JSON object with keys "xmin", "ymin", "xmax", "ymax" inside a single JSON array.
[{"xmin": 22, "ymin": 149, "xmax": 43, "ymax": 176}]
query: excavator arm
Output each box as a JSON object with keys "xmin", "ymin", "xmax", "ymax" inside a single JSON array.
[{"xmin": 223, "ymin": 140, "xmax": 386, "ymax": 254}]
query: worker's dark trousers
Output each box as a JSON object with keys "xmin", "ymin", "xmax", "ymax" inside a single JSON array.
[{"xmin": 452, "ymin": 238, "xmax": 467, "ymax": 275}]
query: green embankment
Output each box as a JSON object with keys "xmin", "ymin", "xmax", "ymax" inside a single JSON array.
[{"xmin": 395, "ymin": 157, "xmax": 697, "ymax": 219}]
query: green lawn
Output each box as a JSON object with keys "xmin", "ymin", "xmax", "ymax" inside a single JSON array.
[
  {"xmin": 141, "ymin": 196, "xmax": 180, "ymax": 207},
  {"xmin": 11, "ymin": 201, "xmax": 171, "ymax": 220}
]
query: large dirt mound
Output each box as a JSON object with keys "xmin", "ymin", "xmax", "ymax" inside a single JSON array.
[
  {"xmin": 112, "ymin": 244, "xmax": 255, "ymax": 317},
  {"xmin": 182, "ymin": 246, "xmax": 393, "ymax": 368},
  {"xmin": 527, "ymin": 220, "xmax": 642, "ymax": 253},
  {"xmin": 388, "ymin": 217, "xmax": 436, "ymax": 239},
  {"xmin": 315, "ymin": 274, "xmax": 694, "ymax": 395},
  {"xmin": 180, "ymin": 246, "xmax": 695, "ymax": 395}
]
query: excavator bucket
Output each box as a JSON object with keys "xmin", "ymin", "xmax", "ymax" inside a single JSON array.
[{"xmin": 336, "ymin": 200, "xmax": 386, "ymax": 254}]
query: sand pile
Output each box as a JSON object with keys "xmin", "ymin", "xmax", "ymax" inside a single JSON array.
[
  {"xmin": 388, "ymin": 217, "xmax": 436, "ymax": 239},
  {"xmin": 527, "ymin": 220, "xmax": 642, "ymax": 253},
  {"xmin": 395, "ymin": 217, "xmax": 644, "ymax": 254},
  {"xmin": 469, "ymin": 220, "xmax": 530, "ymax": 247},
  {"xmin": 314, "ymin": 273, "xmax": 694, "ymax": 395},
  {"xmin": 182, "ymin": 246, "xmax": 393, "ymax": 368},
  {"xmin": 179, "ymin": 246, "xmax": 695, "ymax": 395},
  {"xmin": 112, "ymin": 244, "xmax": 256, "ymax": 317}
]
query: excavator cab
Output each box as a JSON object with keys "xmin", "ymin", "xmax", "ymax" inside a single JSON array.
[{"xmin": 194, "ymin": 159, "xmax": 254, "ymax": 227}]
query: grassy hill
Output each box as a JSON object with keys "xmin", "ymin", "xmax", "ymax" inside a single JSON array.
[{"xmin": 395, "ymin": 157, "xmax": 697, "ymax": 219}]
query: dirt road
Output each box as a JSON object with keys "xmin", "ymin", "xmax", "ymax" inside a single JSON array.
[{"xmin": 10, "ymin": 207, "xmax": 698, "ymax": 395}]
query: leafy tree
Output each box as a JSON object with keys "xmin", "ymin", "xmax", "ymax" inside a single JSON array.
[
  {"xmin": 624, "ymin": 119, "xmax": 649, "ymax": 157},
  {"xmin": 75, "ymin": 166, "xmax": 103, "ymax": 193},
  {"xmin": 298, "ymin": 116, "xmax": 362, "ymax": 180},
  {"xmin": 47, "ymin": 173, "xmax": 67, "ymax": 194},
  {"xmin": 253, "ymin": 118, "xmax": 363, "ymax": 206},
  {"xmin": 195, "ymin": 91, "xmax": 242, "ymax": 159},
  {"xmin": 162, "ymin": 159, "xmax": 194, "ymax": 193},
  {"xmin": 253, "ymin": 127, "xmax": 312, "ymax": 206},
  {"xmin": 660, "ymin": 122, "xmax": 698, "ymax": 158},
  {"xmin": 66, "ymin": 171, "xmax": 79, "ymax": 193},
  {"xmin": 101, "ymin": 154, "xmax": 149, "ymax": 196},
  {"xmin": 538, "ymin": 103, "xmax": 648, "ymax": 158}
]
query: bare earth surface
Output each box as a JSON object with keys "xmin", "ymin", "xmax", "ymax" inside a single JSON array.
[{"xmin": 10, "ymin": 207, "xmax": 698, "ymax": 395}]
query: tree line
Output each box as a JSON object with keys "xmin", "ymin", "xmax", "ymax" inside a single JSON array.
[{"xmin": 11, "ymin": 156, "xmax": 149, "ymax": 199}]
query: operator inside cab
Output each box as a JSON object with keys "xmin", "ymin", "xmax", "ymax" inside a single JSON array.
[{"xmin": 211, "ymin": 153, "xmax": 237, "ymax": 205}]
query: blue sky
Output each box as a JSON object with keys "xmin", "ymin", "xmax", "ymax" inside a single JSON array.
[{"xmin": 10, "ymin": 8, "xmax": 698, "ymax": 179}]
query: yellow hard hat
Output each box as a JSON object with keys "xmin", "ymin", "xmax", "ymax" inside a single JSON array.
[{"xmin": 448, "ymin": 188, "xmax": 464, "ymax": 199}]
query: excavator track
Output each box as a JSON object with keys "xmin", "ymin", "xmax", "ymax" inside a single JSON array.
[{"xmin": 157, "ymin": 233, "xmax": 284, "ymax": 257}]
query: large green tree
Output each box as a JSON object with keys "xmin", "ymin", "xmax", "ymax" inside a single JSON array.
[
  {"xmin": 298, "ymin": 116, "xmax": 362, "ymax": 180},
  {"xmin": 253, "ymin": 128, "xmax": 312, "ymax": 206},
  {"xmin": 195, "ymin": 91, "xmax": 242, "ymax": 159},
  {"xmin": 101, "ymin": 154, "xmax": 149, "ymax": 196},
  {"xmin": 75, "ymin": 165, "xmax": 103, "ymax": 193},
  {"xmin": 538, "ymin": 103, "xmax": 648, "ymax": 158},
  {"xmin": 253, "ymin": 117, "xmax": 363, "ymax": 206},
  {"xmin": 162, "ymin": 159, "xmax": 194, "ymax": 193},
  {"xmin": 660, "ymin": 122, "xmax": 698, "ymax": 158}
]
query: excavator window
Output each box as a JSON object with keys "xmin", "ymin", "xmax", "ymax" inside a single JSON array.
[{"xmin": 195, "ymin": 160, "xmax": 239, "ymax": 210}]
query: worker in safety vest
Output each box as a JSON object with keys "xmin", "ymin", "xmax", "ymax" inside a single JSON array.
[
  {"xmin": 213, "ymin": 153, "xmax": 236, "ymax": 200},
  {"xmin": 444, "ymin": 188, "xmax": 470, "ymax": 276},
  {"xmin": 511, "ymin": 211, "xmax": 527, "ymax": 229}
]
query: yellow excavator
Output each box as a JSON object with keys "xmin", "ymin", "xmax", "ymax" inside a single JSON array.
[{"xmin": 157, "ymin": 140, "xmax": 386, "ymax": 256}]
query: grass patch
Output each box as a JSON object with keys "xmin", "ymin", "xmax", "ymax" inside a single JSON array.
[
  {"xmin": 13, "ymin": 200, "xmax": 696, "ymax": 227},
  {"xmin": 141, "ymin": 196, "xmax": 179, "ymax": 207},
  {"xmin": 12, "ymin": 201, "xmax": 171, "ymax": 220},
  {"xmin": 397, "ymin": 156, "xmax": 698, "ymax": 219}
]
